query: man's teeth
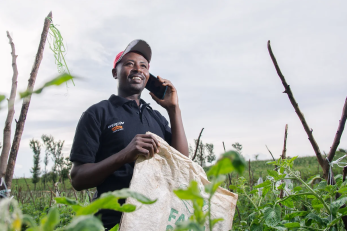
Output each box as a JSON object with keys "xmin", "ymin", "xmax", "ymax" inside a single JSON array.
[{"xmin": 132, "ymin": 77, "xmax": 141, "ymax": 80}]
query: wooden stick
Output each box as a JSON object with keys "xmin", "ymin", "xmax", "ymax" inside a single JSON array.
[
  {"xmin": 192, "ymin": 128, "xmax": 204, "ymax": 161},
  {"xmin": 327, "ymin": 97, "xmax": 347, "ymax": 162},
  {"xmin": 267, "ymin": 41, "xmax": 327, "ymax": 174},
  {"xmin": 4, "ymin": 12, "xmax": 52, "ymax": 190},
  {"xmin": 0, "ymin": 32, "xmax": 19, "ymax": 179},
  {"xmin": 280, "ymin": 124, "xmax": 288, "ymax": 199},
  {"xmin": 265, "ymin": 145, "xmax": 275, "ymax": 161},
  {"xmin": 282, "ymin": 124, "xmax": 288, "ymax": 160}
]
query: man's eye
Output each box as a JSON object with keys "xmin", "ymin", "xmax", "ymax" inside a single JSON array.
[
  {"xmin": 126, "ymin": 62, "xmax": 134, "ymax": 66},
  {"xmin": 141, "ymin": 65, "xmax": 147, "ymax": 68}
]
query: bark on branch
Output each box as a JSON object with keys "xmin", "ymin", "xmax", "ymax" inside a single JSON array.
[
  {"xmin": 4, "ymin": 12, "xmax": 52, "ymax": 190},
  {"xmin": 327, "ymin": 97, "xmax": 347, "ymax": 162},
  {"xmin": 281, "ymin": 124, "xmax": 288, "ymax": 160},
  {"xmin": 267, "ymin": 40, "xmax": 327, "ymax": 175},
  {"xmin": 0, "ymin": 32, "xmax": 19, "ymax": 179},
  {"xmin": 192, "ymin": 128, "xmax": 204, "ymax": 161}
]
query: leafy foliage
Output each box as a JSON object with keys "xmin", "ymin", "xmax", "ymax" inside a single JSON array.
[
  {"xmin": 1, "ymin": 188, "xmax": 156, "ymax": 231},
  {"xmin": 232, "ymin": 156, "xmax": 347, "ymax": 231},
  {"xmin": 174, "ymin": 150, "xmax": 246, "ymax": 230}
]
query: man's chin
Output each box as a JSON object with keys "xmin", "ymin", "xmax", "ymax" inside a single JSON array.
[{"xmin": 129, "ymin": 85, "xmax": 145, "ymax": 94}]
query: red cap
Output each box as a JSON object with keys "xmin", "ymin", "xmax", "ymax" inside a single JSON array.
[
  {"xmin": 113, "ymin": 39, "xmax": 152, "ymax": 69},
  {"xmin": 113, "ymin": 51, "xmax": 124, "ymax": 69}
]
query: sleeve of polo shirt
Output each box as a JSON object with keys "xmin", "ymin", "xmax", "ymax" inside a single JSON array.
[
  {"xmin": 70, "ymin": 111, "xmax": 101, "ymax": 163},
  {"xmin": 153, "ymin": 110, "xmax": 172, "ymax": 145}
]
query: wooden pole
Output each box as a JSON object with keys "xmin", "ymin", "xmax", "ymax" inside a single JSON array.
[
  {"xmin": 0, "ymin": 32, "xmax": 19, "ymax": 179},
  {"xmin": 4, "ymin": 12, "xmax": 52, "ymax": 190},
  {"xmin": 192, "ymin": 128, "xmax": 204, "ymax": 161}
]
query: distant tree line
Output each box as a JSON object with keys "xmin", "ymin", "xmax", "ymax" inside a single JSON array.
[{"xmin": 29, "ymin": 134, "xmax": 72, "ymax": 190}]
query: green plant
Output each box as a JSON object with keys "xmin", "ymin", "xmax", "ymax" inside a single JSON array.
[
  {"xmin": 232, "ymin": 156, "xmax": 347, "ymax": 230},
  {"xmin": 1, "ymin": 188, "xmax": 156, "ymax": 231}
]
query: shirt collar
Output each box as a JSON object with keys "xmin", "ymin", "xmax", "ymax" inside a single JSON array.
[{"xmin": 109, "ymin": 94, "xmax": 149, "ymax": 107}]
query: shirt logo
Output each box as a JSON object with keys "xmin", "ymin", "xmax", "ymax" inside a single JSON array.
[{"xmin": 108, "ymin": 121, "xmax": 124, "ymax": 133}]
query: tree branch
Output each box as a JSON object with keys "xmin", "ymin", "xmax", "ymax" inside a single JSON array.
[
  {"xmin": 327, "ymin": 97, "xmax": 347, "ymax": 162},
  {"xmin": 267, "ymin": 40, "xmax": 326, "ymax": 173},
  {"xmin": 265, "ymin": 145, "xmax": 275, "ymax": 161},
  {"xmin": 192, "ymin": 128, "xmax": 204, "ymax": 161},
  {"xmin": 4, "ymin": 12, "xmax": 52, "ymax": 190},
  {"xmin": 0, "ymin": 31, "xmax": 19, "ymax": 179}
]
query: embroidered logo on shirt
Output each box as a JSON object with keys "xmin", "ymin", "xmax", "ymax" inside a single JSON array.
[{"xmin": 108, "ymin": 121, "xmax": 124, "ymax": 133}]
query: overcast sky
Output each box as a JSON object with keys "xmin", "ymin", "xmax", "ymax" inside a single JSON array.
[{"xmin": 0, "ymin": 0, "xmax": 346, "ymax": 178}]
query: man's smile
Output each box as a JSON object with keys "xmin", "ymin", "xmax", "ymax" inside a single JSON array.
[{"xmin": 128, "ymin": 73, "xmax": 145, "ymax": 83}]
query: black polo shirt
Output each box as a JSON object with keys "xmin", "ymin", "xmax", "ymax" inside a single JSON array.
[{"xmin": 70, "ymin": 94, "xmax": 172, "ymax": 227}]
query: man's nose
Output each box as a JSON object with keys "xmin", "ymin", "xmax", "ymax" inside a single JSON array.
[{"xmin": 132, "ymin": 63, "xmax": 142, "ymax": 73}]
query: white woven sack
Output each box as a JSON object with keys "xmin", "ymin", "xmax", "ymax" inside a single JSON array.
[{"xmin": 120, "ymin": 132, "xmax": 238, "ymax": 231}]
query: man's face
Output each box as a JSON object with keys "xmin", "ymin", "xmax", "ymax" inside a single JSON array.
[{"xmin": 112, "ymin": 52, "xmax": 150, "ymax": 95}]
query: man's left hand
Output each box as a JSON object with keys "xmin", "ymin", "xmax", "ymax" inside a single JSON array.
[{"xmin": 149, "ymin": 76, "xmax": 178, "ymax": 110}]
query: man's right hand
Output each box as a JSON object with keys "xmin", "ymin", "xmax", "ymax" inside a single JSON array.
[{"xmin": 122, "ymin": 134, "xmax": 161, "ymax": 163}]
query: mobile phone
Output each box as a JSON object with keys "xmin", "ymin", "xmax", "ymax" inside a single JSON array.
[{"xmin": 145, "ymin": 74, "xmax": 168, "ymax": 100}]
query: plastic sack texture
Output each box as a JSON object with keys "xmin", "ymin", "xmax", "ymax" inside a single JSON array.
[{"xmin": 120, "ymin": 132, "xmax": 238, "ymax": 231}]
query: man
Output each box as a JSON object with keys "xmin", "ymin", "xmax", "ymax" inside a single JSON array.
[{"xmin": 69, "ymin": 39, "xmax": 189, "ymax": 229}]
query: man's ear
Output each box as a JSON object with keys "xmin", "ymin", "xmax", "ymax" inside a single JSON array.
[{"xmin": 112, "ymin": 68, "xmax": 117, "ymax": 79}]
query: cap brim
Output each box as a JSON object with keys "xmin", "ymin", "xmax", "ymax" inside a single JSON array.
[{"xmin": 117, "ymin": 39, "xmax": 152, "ymax": 65}]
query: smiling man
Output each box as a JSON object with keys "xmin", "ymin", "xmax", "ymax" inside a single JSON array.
[{"xmin": 69, "ymin": 39, "xmax": 189, "ymax": 229}]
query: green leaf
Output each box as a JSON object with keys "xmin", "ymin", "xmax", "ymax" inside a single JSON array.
[
  {"xmin": 22, "ymin": 214, "xmax": 37, "ymax": 228},
  {"xmin": 337, "ymin": 186, "xmax": 347, "ymax": 194},
  {"xmin": 211, "ymin": 218, "xmax": 224, "ymax": 227},
  {"xmin": 250, "ymin": 189, "xmax": 258, "ymax": 195},
  {"xmin": 229, "ymin": 185, "xmax": 238, "ymax": 191},
  {"xmin": 75, "ymin": 188, "xmax": 156, "ymax": 216},
  {"xmin": 306, "ymin": 174, "xmax": 321, "ymax": 185},
  {"xmin": 19, "ymin": 73, "xmax": 75, "ymax": 99},
  {"xmin": 207, "ymin": 151, "xmax": 246, "ymax": 176},
  {"xmin": 40, "ymin": 207, "xmax": 60, "ymax": 231},
  {"xmin": 103, "ymin": 188, "xmax": 157, "ymax": 204},
  {"xmin": 330, "ymin": 196, "xmax": 347, "ymax": 216},
  {"xmin": 205, "ymin": 175, "xmax": 226, "ymax": 195},
  {"xmin": 263, "ymin": 205, "xmax": 281, "ymax": 227},
  {"xmin": 284, "ymin": 222, "xmax": 300, "ymax": 228},
  {"xmin": 55, "ymin": 197, "xmax": 79, "ymax": 205},
  {"xmin": 315, "ymin": 181, "xmax": 327, "ymax": 190},
  {"xmin": 250, "ymin": 223, "xmax": 263, "ymax": 231},
  {"xmin": 293, "ymin": 186, "xmax": 302, "ymax": 192},
  {"xmin": 305, "ymin": 213, "xmax": 325, "ymax": 226},
  {"xmin": 175, "ymin": 220, "xmax": 205, "ymax": 231},
  {"xmin": 254, "ymin": 180, "xmax": 271, "ymax": 189},
  {"xmin": 283, "ymin": 211, "xmax": 309, "ymax": 220},
  {"xmin": 262, "ymin": 185, "xmax": 271, "ymax": 197},
  {"xmin": 279, "ymin": 167, "xmax": 285, "ymax": 174},
  {"xmin": 63, "ymin": 215, "xmax": 104, "ymax": 231},
  {"xmin": 277, "ymin": 183, "xmax": 285, "ymax": 190},
  {"xmin": 267, "ymin": 170, "xmax": 279, "ymax": 179},
  {"xmin": 174, "ymin": 181, "xmax": 204, "ymax": 201},
  {"xmin": 338, "ymin": 206, "xmax": 347, "ymax": 215},
  {"xmin": 280, "ymin": 198, "xmax": 294, "ymax": 208},
  {"xmin": 109, "ymin": 224, "xmax": 120, "ymax": 231}
]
